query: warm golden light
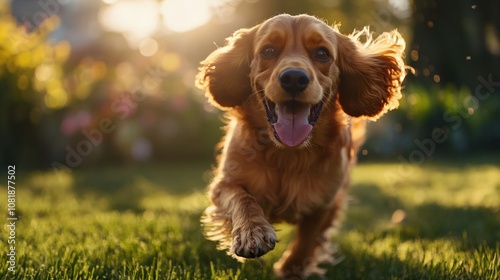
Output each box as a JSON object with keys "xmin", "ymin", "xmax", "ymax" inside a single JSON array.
[
  {"xmin": 98, "ymin": 0, "xmax": 214, "ymax": 46},
  {"xmin": 98, "ymin": 0, "xmax": 159, "ymax": 46},
  {"xmin": 44, "ymin": 83, "xmax": 68, "ymax": 109},
  {"xmin": 35, "ymin": 64, "xmax": 54, "ymax": 82},
  {"xmin": 161, "ymin": 0, "xmax": 212, "ymax": 33},
  {"xmin": 139, "ymin": 38, "xmax": 158, "ymax": 57},
  {"xmin": 161, "ymin": 52, "xmax": 181, "ymax": 72}
]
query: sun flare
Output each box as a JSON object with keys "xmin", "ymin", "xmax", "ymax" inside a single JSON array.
[
  {"xmin": 99, "ymin": 0, "xmax": 213, "ymax": 46},
  {"xmin": 98, "ymin": 0, "xmax": 159, "ymax": 45},
  {"xmin": 161, "ymin": 0, "xmax": 212, "ymax": 33}
]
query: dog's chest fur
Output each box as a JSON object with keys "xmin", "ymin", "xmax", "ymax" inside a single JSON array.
[{"xmin": 219, "ymin": 119, "xmax": 352, "ymax": 223}]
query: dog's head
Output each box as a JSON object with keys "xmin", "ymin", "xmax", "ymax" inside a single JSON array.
[{"xmin": 197, "ymin": 14, "xmax": 406, "ymax": 148}]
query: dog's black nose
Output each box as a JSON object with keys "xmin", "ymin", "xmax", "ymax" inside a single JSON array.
[{"xmin": 279, "ymin": 68, "xmax": 310, "ymax": 95}]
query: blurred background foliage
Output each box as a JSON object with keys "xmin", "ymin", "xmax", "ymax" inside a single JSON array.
[{"xmin": 1, "ymin": 0, "xmax": 499, "ymax": 170}]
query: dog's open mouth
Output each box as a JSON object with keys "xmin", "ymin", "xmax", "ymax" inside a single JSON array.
[{"xmin": 263, "ymin": 97, "xmax": 323, "ymax": 147}]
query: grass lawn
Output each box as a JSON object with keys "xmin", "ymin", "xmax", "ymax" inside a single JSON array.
[{"xmin": 1, "ymin": 158, "xmax": 499, "ymax": 279}]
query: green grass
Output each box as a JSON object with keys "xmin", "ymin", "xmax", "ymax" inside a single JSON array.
[{"xmin": 1, "ymin": 158, "xmax": 499, "ymax": 279}]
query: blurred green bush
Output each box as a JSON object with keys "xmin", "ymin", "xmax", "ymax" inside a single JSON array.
[
  {"xmin": 0, "ymin": 3, "xmax": 69, "ymax": 168},
  {"xmin": 364, "ymin": 82, "xmax": 500, "ymax": 158}
]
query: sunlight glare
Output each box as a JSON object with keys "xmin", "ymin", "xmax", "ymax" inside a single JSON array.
[
  {"xmin": 388, "ymin": 0, "xmax": 411, "ymax": 19},
  {"xmin": 98, "ymin": 0, "xmax": 159, "ymax": 46},
  {"xmin": 101, "ymin": 0, "xmax": 119, "ymax": 4},
  {"xmin": 161, "ymin": 0, "xmax": 212, "ymax": 33}
]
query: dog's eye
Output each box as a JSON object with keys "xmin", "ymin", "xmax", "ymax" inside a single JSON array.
[
  {"xmin": 260, "ymin": 46, "xmax": 278, "ymax": 59},
  {"xmin": 314, "ymin": 47, "xmax": 331, "ymax": 62}
]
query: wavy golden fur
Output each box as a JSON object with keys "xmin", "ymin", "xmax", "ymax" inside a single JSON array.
[{"xmin": 196, "ymin": 14, "xmax": 406, "ymax": 278}]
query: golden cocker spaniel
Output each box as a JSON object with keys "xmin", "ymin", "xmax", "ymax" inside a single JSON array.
[{"xmin": 196, "ymin": 14, "xmax": 406, "ymax": 278}]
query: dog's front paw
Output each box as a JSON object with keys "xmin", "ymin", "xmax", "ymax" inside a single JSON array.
[{"xmin": 231, "ymin": 221, "xmax": 278, "ymax": 258}]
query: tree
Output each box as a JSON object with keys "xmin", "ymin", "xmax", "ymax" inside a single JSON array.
[{"xmin": 409, "ymin": 0, "xmax": 500, "ymax": 88}]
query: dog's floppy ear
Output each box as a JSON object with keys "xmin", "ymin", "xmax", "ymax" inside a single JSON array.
[
  {"xmin": 335, "ymin": 28, "xmax": 406, "ymax": 119},
  {"xmin": 196, "ymin": 25, "xmax": 259, "ymax": 109}
]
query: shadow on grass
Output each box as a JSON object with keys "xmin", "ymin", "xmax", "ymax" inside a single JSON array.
[
  {"xmin": 401, "ymin": 203, "xmax": 500, "ymax": 248},
  {"xmin": 345, "ymin": 182, "xmax": 499, "ymax": 247},
  {"xmin": 69, "ymin": 162, "xmax": 211, "ymax": 212},
  {"xmin": 345, "ymin": 183, "xmax": 405, "ymax": 231}
]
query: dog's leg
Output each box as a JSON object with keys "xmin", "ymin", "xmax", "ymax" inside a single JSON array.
[
  {"xmin": 202, "ymin": 181, "xmax": 279, "ymax": 259},
  {"xmin": 274, "ymin": 186, "xmax": 347, "ymax": 278}
]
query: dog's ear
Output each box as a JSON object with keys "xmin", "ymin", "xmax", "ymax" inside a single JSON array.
[
  {"xmin": 335, "ymin": 28, "xmax": 406, "ymax": 119},
  {"xmin": 196, "ymin": 26, "xmax": 259, "ymax": 109}
]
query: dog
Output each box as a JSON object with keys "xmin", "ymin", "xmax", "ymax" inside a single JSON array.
[{"xmin": 196, "ymin": 14, "xmax": 406, "ymax": 278}]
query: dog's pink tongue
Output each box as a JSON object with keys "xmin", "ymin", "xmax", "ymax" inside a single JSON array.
[{"xmin": 273, "ymin": 103, "xmax": 312, "ymax": 147}]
